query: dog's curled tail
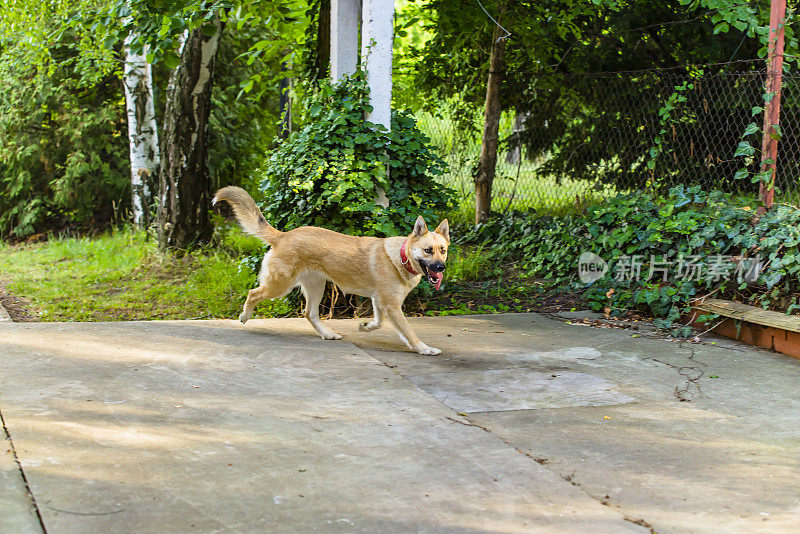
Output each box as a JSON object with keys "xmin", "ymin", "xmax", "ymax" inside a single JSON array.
[{"xmin": 212, "ymin": 186, "xmax": 281, "ymax": 244}]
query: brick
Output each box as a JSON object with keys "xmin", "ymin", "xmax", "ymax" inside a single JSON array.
[
  {"xmin": 711, "ymin": 319, "xmax": 739, "ymax": 340},
  {"xmin": 738, "ymin": 323, "xmax": 776, "ymax": 350},
  {"xmin": 773, "ymin": 330, "xmax": 800, "ymax": 360}
]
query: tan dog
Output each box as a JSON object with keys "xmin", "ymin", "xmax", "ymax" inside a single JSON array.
[{"xmin": 212, "ymin": 186, "xmax": 450, "ymax": 355}]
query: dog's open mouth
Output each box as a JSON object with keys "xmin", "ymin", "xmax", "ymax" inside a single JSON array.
[{"xmin": 420, "ymin": 262, "xmax": 444, "ymax": 291}]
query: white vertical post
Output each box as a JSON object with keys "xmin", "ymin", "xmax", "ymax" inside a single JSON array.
[
  {"xmin": 360, "ymin": 0, "xmax": 394, "ymax": 130},
  {"xmin": 330, "ymin": 0, "xmax": 359, "ymax": 81}
]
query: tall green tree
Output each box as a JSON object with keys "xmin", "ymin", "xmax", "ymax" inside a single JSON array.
[
  {"xmin": 0, "ymin": 0, "xmax": 128, "ymax": 236},
  {"xmin": 160, "ymin": 13, "xmax": 225, "ymax": 248},
  {"xmin": 122, "ymin": 10, "xmax": 160, "ymax": 228},
  {"xmin": 112, "ymin": 0, "xmax": 309, "ymax": 248},
  {"xmin": 0, "ymin": 0, "xmax": 309, "ymax": 240}
]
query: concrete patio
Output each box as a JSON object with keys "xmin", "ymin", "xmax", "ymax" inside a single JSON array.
[{"xmin": 1, "ymin": 313, "xmax": 799, "ymax": 533}]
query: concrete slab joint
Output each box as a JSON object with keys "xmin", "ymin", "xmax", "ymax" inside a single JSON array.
[{"xmin": 1, "ymin": 410, "xmax": 43, "ymax": 533}]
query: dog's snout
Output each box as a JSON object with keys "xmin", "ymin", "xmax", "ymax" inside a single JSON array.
[{"xmin": 429, "ymin": 261, "xmax": 446, "ymax": 273}]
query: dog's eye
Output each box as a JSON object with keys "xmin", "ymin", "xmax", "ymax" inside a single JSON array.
[{"xmin": 424, "ymin": 247, "xmax": 433, "ymax": 254}]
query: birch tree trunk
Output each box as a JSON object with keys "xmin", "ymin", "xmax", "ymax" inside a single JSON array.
[
  {"xmin": 474, "ymin": 6, "xmax": 506, "ymax": 224},
  {"xmin": 122, "ymin": 32, "xmax": 159, "ymax": 227},
  {"xmin": 157, "ymin": 16, "xmax": 223, "ymax": 249}
]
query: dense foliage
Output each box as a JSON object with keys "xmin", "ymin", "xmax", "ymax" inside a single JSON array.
[
  {"xmin": 0, "ymin": 0, "xmax": 308, "ymax": 238},
  {"xmin": 208, "ymin": 21, "xmax": 296, "ymax": 195},
  {"xmin": 414, "ymin": 0, "xmax": 793, "ymax": 191},
  {"xmin": 466, "ymin": 186, "xmax": 800, "ymax": 332},
  {"xmin": 0, "ymin": 43, "xmax": 129, "ymax": 236},
  {"xmin": 259, "ymin": 72, "xmax": 454, "ymax": 236},
  {"xmin": 417, "ymin": 0, "xmax": 774, "ymax": 107}
]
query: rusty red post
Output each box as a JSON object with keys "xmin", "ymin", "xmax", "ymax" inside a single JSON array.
[{"xmin": 759, "ymin": 0, "xmax": 787, "ymax": 214}]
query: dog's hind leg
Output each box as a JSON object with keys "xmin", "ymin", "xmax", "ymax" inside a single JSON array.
[
  {"xmin": 239, "ymin": 275, "xmax": 294, "ymax": 324},
  {"xmin": 298, "ymin": 272, "xmax": 342, "ymax": 340},
  {"xmin": 240, "ymin": 256, "xmax": 295, "ymax": 323},
  {"xmin": 359, "ymin": 297, "xmax": 384, "ymax": 332},
  {"xmin": 240, "ymin": 251, "xmax": 295, "ymax": 324}
]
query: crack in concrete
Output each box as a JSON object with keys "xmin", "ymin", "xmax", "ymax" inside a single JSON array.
[
  {"xmin": 623, "ymin": 515, "xmax": 656, "ymax": 533},
  {"xmin": 446, "ymin": 408, "xmax": 654, "ymax": 531},
  {"xmin": 529, "ymin": 452, "xmax": 656, "ymax": 532},
  {"xmin": 552, "ymin": 467, "xmax": 657, "ymax": 533},
  {"xmin": 643, "ymin": 344, "xmax": 710, "ymax": 402},
  {"xmin": 364, "ymin": 344, "xmax": 654, "ymax": 531},
  {"xmin": 0, "ymin": 407, "xmax": 47, "ymax": 533}
]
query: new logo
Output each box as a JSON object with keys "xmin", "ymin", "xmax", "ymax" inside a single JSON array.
[{"xmin": 578, "ymin": 252, "xmax": 608, "ymax": 283}]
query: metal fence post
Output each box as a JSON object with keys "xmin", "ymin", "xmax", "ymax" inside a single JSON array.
[{"xmin": 759, "ymin": 0, "xmax": 787, "ymax": 214}]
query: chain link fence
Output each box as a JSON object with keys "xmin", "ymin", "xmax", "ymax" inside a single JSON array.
[{"xmin": 416, "ymin": 62, "xmax": 800, "ymax": 213}]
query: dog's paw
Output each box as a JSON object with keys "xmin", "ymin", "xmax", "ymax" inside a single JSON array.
[
  {"xmin": 359, "ymin": 321, "xmax": 380, "ymax": 332},
  {"xmin": 416, "ymin": 345, "xmax": 441, "ymax": 356},
  {"xmin": 321, "ymin": 331, "xmax": 342, "ymax": 340},
  {"xmin": 239, "ymin": 311, "xmax": 251, "ymax": 324}
]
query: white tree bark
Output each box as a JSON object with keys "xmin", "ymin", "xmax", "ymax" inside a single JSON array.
[{"xmin": 122, "ymin": 31, "xmax": 160, "ymax": 227}]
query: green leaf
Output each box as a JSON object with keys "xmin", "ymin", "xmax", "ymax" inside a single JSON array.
[
  {"xmin": 742, "ymin": 122, "xmax": 760, "ymax": 136},
  {"xmin": 163, "ymin": 50, "xmax": 181, "ymax": 69},
  {"xmin": 734, "ymin": 141, "xmax": 755, "ymax": 158},
  {"xmin": 200, "ymin": 23, "xmax": 217, "ymax": 37}
]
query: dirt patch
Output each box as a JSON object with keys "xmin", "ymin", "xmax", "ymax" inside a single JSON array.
[{"xmin": 0, "ymin": 281, "xmax": 38, "ymax": 322}]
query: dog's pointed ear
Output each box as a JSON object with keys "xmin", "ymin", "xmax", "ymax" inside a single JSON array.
[
  {"xmin": 412, "ymin": 216, "xmax": 428, "ymax": 237},
  {"xmin": 434, "ymin": 219, "xmax": 450, "ymax": 243}
]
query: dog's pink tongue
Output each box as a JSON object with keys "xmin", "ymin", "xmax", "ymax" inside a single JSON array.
[{"xmin": 432, "ymin": 271, "xmax": 443, "ymax": 291}]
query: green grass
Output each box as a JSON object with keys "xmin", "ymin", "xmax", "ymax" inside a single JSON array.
[
  {"xmin": 0, "ymin": 227, "xmax": 291, "ymax": 321},
  {"xmin": 0, "ymin": 223, "xmax": 545, "ymax": 322},
  {"xmin": 445, "ymin": 244, "xmax": 492, "ymax": 282}
]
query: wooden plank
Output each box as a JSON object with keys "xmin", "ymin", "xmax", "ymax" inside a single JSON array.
[{"xmin": 695, "ymin": 298, "xmax": 800, "ymax": 334}]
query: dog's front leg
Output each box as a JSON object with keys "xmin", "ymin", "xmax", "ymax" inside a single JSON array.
[
  {"xmin": 359, "ymin": 297, "xmax": 384, "ymax": 332},
  {"xmin": 384, "ymin": 306, "xmax": 441, "ymax": 355}
]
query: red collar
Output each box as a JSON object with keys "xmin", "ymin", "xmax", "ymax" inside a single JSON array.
[{"xmin": 399, "ymin": 239, "xmax": 418, "ymax": 275}]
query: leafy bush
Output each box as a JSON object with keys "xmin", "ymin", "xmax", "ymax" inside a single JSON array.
[
  {"xmin": 259, "ymin": 71, "xmax": 454, "ymax": 236},
  {"xmin": 465, "ymin": 186, "xmax": 800, "ymax": 329},
  {"xmin": 0, "ymin": 44, "xmax": 129, "ymax": 237}
]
